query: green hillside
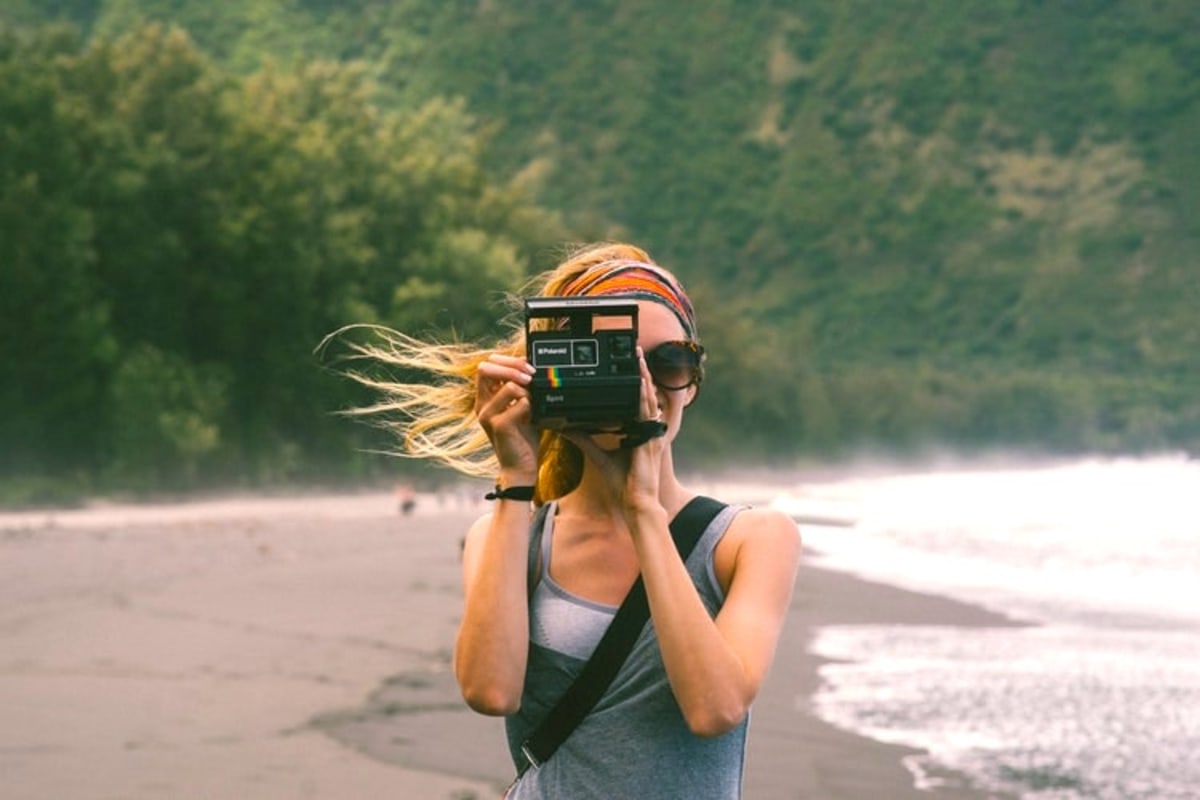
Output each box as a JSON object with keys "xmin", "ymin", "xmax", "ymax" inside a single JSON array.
[
  {"xmin": 397, "ymin": 0, "xmax": 1200, "ymax": 453},
  {"xmin": 2, "ymin": 0, "xmax": 1197, "ymax": 500}
]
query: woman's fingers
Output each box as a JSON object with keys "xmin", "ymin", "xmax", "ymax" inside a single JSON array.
[
  {"xmin": 474, "ymin": 355, "xmax": 534, "ymax": 412},
  {"xmin": 635, "ymin": 347, "xmax": 661, "ymax": 421},
  {"xmin": 477, "ymin": 380, "xmax": 532, "ymax": 430},
  {"xmin": 475, "ymin": 355, "xmax": 539, "ymax": 474},
  {"xmin": 476, "ymin": 359, "xmax": 533, "ymax": 392},
  {"xmin": 482, "ymin": 353, "xmax": 535, "ymax": 375}
]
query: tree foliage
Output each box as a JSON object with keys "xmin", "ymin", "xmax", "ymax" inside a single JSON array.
[
  {"xmin": 0, "ymin": 20, "xmax": 564, "ymax": 493},
  {"xmin": 1, "ymin": 1, "xmax": 1198, "ymax": 498}
]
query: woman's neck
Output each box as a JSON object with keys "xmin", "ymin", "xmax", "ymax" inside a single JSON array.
[{"xmin": 562, "ymin": 446, "xmax": 690, "ymax": 521}]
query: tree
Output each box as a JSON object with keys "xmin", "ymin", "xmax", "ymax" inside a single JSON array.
[{"xmin": 0, "ymin": 25, "xmax": 116, "ymax": 475}]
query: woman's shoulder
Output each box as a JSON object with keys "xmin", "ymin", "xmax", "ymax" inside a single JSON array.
[
  {"xmin": 463, "ymin": 502, "xmax": 550, "ymax": 547},
  {"xmin": 719, "ymin": 503, "xmax": 801, "ymax": 557},
  {"xmin": 710, "ymin": 502, "xmax": 800, "ymax": 587},
  {"xmin": 465, "ymin": 510, "xmax": 494, "ymax": 540},
  {"xmin": 719, "ymin": 501, "xmax": 799, "ymax": 534}
]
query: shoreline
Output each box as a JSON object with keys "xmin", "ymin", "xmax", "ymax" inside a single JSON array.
[
  {"xmin": 0, "ymin": 446, "xmax": 1122, "ymax": 515},
  {"xmin": 1, "ymin": 491, "xmax": 1020, "ymax": 798},
  {"xmin": 757, "ymin": 554, "xmax": 1026, "ymax": 799}
]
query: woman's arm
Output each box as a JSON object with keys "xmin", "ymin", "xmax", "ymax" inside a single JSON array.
[
  {"xmin": 631, "ymin": 505, "xmax": 801, "ymax": 737},
  {"xmin": 454, "ymin": 353, "xmax": 539, "ymax": 715},
  {"xmin": 455, "ymin": 498, "xmax": 535, "ymax": 715},
  {"xmin": 568, "ymin": 348, "xmax": 802, "ymax": 736}
]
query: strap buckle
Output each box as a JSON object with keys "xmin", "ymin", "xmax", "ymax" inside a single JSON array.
[{"xmin": 520, "ymin": 741, "xmax": 542, "ymax": 772}]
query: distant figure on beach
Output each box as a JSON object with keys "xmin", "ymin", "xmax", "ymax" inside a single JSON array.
[
  {"xmin": 394, "ymin": 482, "xmax": 416, "ymax": 515},
  {"xmin": 333, "ymin": 243, "xmax": 801, "ymax": 799}
]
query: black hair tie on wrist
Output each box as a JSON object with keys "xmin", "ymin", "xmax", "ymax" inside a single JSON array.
[
  {"xmin": 620, "ymin": 419, "xmax": 668, "ymax": 449},
  {"xmin": 485, "ymin": 485, "xmax": 536, "ymax": 501}
]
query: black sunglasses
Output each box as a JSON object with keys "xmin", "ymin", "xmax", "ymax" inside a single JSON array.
[{"xmin": 645, "ymin": 340, "xmax": 705, "ymax": 390}]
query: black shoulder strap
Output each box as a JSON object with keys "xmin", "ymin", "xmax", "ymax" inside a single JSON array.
[{"xmin": 519, "ymin": 495, "xmax": 727, "ymax": 774}]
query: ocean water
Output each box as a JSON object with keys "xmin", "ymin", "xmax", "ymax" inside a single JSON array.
[{"xmin": 770, "ymin": 455, "xmax": 1200, "ymax": 800}]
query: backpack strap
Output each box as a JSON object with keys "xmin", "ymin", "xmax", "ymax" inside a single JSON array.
[{"xmin": 518, "ymin": 495, "xmax": 727, "ymax": 774}]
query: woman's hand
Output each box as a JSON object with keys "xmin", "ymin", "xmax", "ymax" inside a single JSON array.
[
  {"xmin": 474, "ymin": 354, "xmax": 538, "ymax": 480},
  {"xmin": 566, "ymin": 347, "xmax": 667, "ymax": 514}
]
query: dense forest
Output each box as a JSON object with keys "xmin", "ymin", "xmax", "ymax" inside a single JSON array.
[{"xmin": 2, "ymin": 1, "xmax": 1197, "ymax": 504}]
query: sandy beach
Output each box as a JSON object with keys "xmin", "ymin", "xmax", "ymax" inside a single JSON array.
[{"xmin": 0, "ymin": 489, "xmax": 1019, "ymax": 799}]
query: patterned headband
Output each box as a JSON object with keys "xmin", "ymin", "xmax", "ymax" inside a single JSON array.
[{"xmin": 559, "ymin": 259, "xmax": 698, "ymax": 340}]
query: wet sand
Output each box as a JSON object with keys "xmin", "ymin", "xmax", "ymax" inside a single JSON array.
[{"xmin": 0, "ymin": 489, "xmax": 1017, "ymax": 798}]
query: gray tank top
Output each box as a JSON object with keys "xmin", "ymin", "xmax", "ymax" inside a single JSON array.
[
  {"xmin": 527, "ymin": 505, "xmax": 618, "ymax": 661},
  {"xmin": 505, "ymin": 501, "xmax": 749, "ymax": 800}
]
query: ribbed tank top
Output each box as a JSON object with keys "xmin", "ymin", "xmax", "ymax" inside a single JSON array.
[
  {"xmin": 527, "ymin": 506, "xmax": 618, "ymax": 662},
  {"xmin": 505, "ymin": 500, "xmax": 749, "ymax": 800}
]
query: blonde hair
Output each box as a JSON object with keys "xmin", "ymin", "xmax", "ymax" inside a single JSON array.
[{"xmin": 327, "ymin": 242, "xmax": 691, "ymax": 504}]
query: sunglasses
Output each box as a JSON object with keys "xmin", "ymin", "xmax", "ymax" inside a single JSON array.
[{"xmin": 645, "ymin": 340, "xmax": 705, "ymax": 391}]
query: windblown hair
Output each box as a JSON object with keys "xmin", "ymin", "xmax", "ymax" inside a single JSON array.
[{"xmin": 326, "ymin": 242, "xmax": 696, "ymax": 505}]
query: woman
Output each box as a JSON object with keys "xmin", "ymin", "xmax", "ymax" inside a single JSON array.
[{"xmin": 343, "ymin": 242, "xmax": 800, "ymax": 798}]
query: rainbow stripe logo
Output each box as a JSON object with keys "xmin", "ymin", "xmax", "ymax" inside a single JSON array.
[{"xmin": 546, "ymin": 367, "xmax": 564, "ymax": 388}]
